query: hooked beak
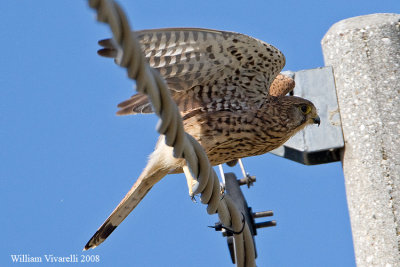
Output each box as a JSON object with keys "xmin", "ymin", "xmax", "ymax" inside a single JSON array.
[{"xmin": 313, "ymin": 115, "xmax": 321, "ymax": 126}]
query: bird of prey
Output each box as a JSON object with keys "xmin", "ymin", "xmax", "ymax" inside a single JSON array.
[{"xmin": 84, "ymin": 28, "xmax": 320, "ymax": 250}]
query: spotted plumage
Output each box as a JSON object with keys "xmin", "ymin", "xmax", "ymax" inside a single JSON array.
[{"xmin": 85, "ymin": 28, "xmax": 320, "ymax": 250}]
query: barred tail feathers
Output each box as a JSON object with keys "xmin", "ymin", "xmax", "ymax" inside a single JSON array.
[{"xmin": 84, "ymin": 139, "xmax": 178, "ymax": 250}]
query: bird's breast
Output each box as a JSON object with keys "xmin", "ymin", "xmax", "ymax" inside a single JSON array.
[{"xmin": 182, "ymin": 109, "xmax": 288, "ymax": 165}]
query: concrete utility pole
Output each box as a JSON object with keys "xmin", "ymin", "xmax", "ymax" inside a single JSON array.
[{"xmin": 322, "ymin": 13, "xmax": 400, "ymax": 266}]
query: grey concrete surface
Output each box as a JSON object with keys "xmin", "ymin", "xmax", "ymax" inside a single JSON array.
[{"xmin": 321, "ymin": 13, "xmax": 400, "ymax": 266}]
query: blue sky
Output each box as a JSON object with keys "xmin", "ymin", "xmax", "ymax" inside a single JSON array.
[{"xmin": 1, "ymin": 1, "xmax": 398, "ymax": 266}]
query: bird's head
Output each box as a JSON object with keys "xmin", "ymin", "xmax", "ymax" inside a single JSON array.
[{"xmin": 282, "ymin": 96, "xmax": 320, "ymax": 133}]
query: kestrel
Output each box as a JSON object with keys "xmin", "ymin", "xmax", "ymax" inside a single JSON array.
[{"xmin": 84, "ymin": 28, "xmax": 320, "ymax": 250}]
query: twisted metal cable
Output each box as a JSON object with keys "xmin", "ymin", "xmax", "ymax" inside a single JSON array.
[{"xmin": 88, "ymin": 0, "xmax": 256, "ymax": 266}]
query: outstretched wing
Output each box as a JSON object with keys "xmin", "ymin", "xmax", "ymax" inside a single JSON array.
[
  {"xmin": 115, "ymin": 73, "xmax": 295, "ymax": 115},
  {"xmin": 98, "ymin": 28, "xmax": 286, "ymax": 114}
]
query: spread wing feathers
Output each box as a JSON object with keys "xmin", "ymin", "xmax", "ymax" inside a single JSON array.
[
  {"xmin": 136, "ymin": 28, "xmax": 231, "ymax": 91},
  {"xmin": 98, "ymin": 28, "xmax": 286, "ymax": 113},
  {"xmin": 116, "ymin": 93, "xmax": 152, "ymax": 115},
  {"xmin": 115, "ymin": 72, "xmax": 295, "ymax": 116}
]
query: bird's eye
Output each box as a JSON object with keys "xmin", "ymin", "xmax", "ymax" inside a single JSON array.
[{"xmin": 300, "ymin": 104, "xmax": 311, "ymax": 114}]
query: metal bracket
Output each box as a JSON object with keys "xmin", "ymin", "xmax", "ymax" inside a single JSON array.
[
  {"xmin": 270, "ymin": 67, "xmax": 344, "ymax": 165},
  {"xmin": 211, "ymin": 173, "xmax": 276, "ymax": 264}
]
